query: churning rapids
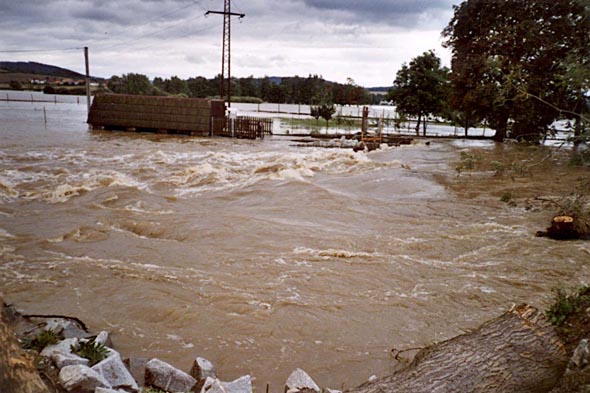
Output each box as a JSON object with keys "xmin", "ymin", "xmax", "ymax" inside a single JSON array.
[{"xmin": 1, "ymin": 97, "xmax": 589, "ymax": 390}]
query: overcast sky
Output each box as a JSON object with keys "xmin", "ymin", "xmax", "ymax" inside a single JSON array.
[{"xmin": 0, "ymin": 0, "xmax": 458, "ymax": 87}]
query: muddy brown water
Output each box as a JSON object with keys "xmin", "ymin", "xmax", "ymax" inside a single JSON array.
[{"xmin": 1, "ymin": 99, "xmax": 589, "ymax": 390}]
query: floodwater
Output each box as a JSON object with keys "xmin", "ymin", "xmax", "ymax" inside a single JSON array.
[{"xmin": 1, "ymin": 93, "xmax": 589, "ymax": 390}]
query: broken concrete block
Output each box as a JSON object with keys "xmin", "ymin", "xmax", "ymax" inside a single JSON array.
[
  {"xmin": 200, "ymin": 375, "xmax": 252, "ymax": 393},
  {"xmin": 92, "ymin": 352, "xmax": 139, "ymax": 391},
  {"xmin": 44, "ymin": 317, "xmax": 89, "ymax": 339},
  {"xmin": 570, "ymin": 338, "xmax": 590, "ymax": 369},
  {"xmin": 201, "ymin": 377, "xmax": 226, "ymax": 393},
  {"xmin": 190, "ymin": 356, "xmax": 217, "ymax": 381},
  {"xmin": 145, "ymin": 358, "xmax": 196, "ymax": 392},
  {"xmin": 223, "ymin": 375, "xmax": 252, "ymax": 393},
  {"xmin": 95, "ymin": 388, "xmax": 128, "ymax": 393},
  {"xmin": 58, "ymin": 364, "xmax": 110, "ymax": 392},
  {"xmin": 285, "ymin": 368, "xmax": 320, "ymax": 393},
  {"xmin": 41, "ymin": 338, "xmax": 89, "ymax": 369},
  {"xmin": 94, "ymin": 331, "xmax": 113, "ymax": 347},
  {"xmin": 123, "ymin": 357, "xmax": 148, "ymax": 387}
]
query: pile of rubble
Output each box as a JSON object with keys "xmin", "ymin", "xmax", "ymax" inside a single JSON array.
[{"xmin": 2, "ymin": 303, "xmax": 336, "ymax": 393}]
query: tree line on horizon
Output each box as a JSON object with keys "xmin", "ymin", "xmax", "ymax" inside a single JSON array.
[{"xmin": 107, "ymin": 73, "xmax": 377, "ymax": 105}]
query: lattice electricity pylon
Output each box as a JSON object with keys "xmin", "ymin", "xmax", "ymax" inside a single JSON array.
[{"xmin": 206, "ymin": 1, "xmax": 245, "ymax": 108}]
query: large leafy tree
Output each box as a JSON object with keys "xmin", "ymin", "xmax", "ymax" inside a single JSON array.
[
  {"xmin": 443, "ymin": 0, "xmax": 590, "ymax": 142},
  {"xmin": 389, "ymin": 51, "xmax": 449, "ymax": 136},
  {"xmin": 164, "ymin": 76, "xmax": 189, "ymax": 96},
  {"xmin": 186, "ymin": 76, "xmax": 213, "ymax": 98},
  {"xmin": 108, "ymin": 73, "xmax": 154, "ymax": 95}
]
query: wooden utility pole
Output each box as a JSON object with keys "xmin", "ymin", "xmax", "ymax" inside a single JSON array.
[
  {"xmin": 84, "ymin": 47, "xmax": 91, "ymax": 114},
  {"xmin": 361, "ymin": 106, "xmax": 369, "ymax": 141},
  {"xmin": 206, "ymin": 1, "xmax": 245, "ymax": 108}
]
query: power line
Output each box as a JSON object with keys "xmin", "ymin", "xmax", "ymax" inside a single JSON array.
[
  {"xmin": 230, "ymin": 0, "xmax": 245, "ymax": 15},
  {"xmin": 78, "ymin": 0, "xmax": 207, "ymax": 51},
  {"xmin": 94, "ymin": 13, "xmax": 208, "ymax": 50},
  {"xmin": 146, "ymin": 0, "xmax": 204, "ymax": 23},
  {"xmin": 125, "ymin": 13, "xmax": 208, "ymax": 43},
  {"xmin": 129, "ymin": 22, "xmax": 218, "ymax": 52}
]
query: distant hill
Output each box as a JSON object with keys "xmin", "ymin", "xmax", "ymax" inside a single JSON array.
[
  {"xmin": 266, "ymin": 76, "xmax": 283, "ymax": 84},
  {"xmin": 0, "ymin": 61, "xmax": 103, "ymax": 81},
  {"xmin": 367, "ymin": 86, "xmax": 392, "ymax": 93}
]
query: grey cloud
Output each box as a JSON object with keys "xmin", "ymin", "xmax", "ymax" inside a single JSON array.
[
  {"xmin": 0, "ymin": 1, "xmax": 59, "ymax": 25},
  {"xmin": 301, "ymin": 0, "xmax": 453, "ymax": 25},
  {"xmin": 69, "ymin": 7, "xmax": 130, "ymax": 24},
  {"xmin": 0, "ymin": 0, "xmax": 202, "ymax": 26}
]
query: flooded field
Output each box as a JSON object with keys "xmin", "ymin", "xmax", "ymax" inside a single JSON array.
[{"xmin": 1, "ymin": 94, "xmax": 589, "ymax": 390}]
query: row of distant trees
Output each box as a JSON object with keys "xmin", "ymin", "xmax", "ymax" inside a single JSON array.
[
  {"xmin": 107, "ymin": 73, "xmax": 375, "ymax": 106},
  {"xmin": 389, "ymin": 0, "xmax": 590, "ymax": 144}
]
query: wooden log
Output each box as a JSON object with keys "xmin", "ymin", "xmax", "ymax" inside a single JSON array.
[
  {"xmin": 0, "ymin": 297, "xmax": 49, "ymax": 393},
  {"xmin": 347, "ymin": 305, "xmax": 567, "ymax": 393},
  {"xmin": 536, "ymin": 215, "xmax": 585, "ymax": 240}
]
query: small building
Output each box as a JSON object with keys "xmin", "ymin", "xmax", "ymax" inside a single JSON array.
[{"xmin": 87, "ymin": 94, "xmax": 226, "ymax": 136}]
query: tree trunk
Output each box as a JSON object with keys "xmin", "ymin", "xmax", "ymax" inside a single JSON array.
[
  {"xmin": 346, "ymin": 305, "xmax": 567, "ymax": 393},
  {"xmin": 493, "ymin": 124, "xmax": 507, "ymax": 142},
  {"xmin": 422, "ymin": 115, "xmax": 427, "ymax": 136},
  {"xmin": 574, "ymin": 117, "xmax": 582, "ymax": 147},
  {"xmin": 537, "ymin": 215, "xmax": 587, "ymax": 240},
  {"xmin": 464, "ymin": 115, "xmax": 470, "ymax": 137},
  {"xmin": 0, "ymin": 298, "xmax": 49, "ymax": 393},
  {"xmin": 492, "ymin": 113, "xmax": 509, "ymax": 142},
  {"xmin": 415, "ymin": 113, "xmax": 421, "ymax": 136}
]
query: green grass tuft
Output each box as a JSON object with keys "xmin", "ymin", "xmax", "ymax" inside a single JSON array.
[
  {"xmin": 546, "ymin": 286, "xmax": 590, "ymax": 326},
  {"xmin": 21, "ymin": 329, "xmax": 62, "ymax": 352},
  {"xmin": 71, "ymin": 339, "xmax": 109, "ymax": 366}
]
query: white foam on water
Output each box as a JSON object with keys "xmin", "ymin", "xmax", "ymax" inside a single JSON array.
[
  {"xmin": 157, "ymin": 148, "xmax": 392, "ymax": 195},
  {"xmin": 0, "ymin": 228, "xmax": 15, "ymax": 238},
  {"xmin": 17, "ymin": 169, "xmax": 148, "ymax": 203},
  {"xmin": 293, "ymin": 246, "xmax": 380, "ymax": 259},
  {"xmin": 122, "ymin": 201, "xmax": 174, "ymax": 215},
  {"xmin": 0, "ymin": 174, "xmax": 20, "ymax": 201},
  {"xmin": 461, "ymin": 283, "xmax": 497, "ymax": 294},
  {"xmin": 0, "ymin": 245, "xmax": 17, "ymax": 257}
]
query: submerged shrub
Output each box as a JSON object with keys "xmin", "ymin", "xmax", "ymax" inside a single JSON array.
[
  {"xmin": 500, "ymin": 192, "xmax": 512, "ymax": 203},
  {"xmin": 455, "ymin": 151, "xmax": 482, "ymax": 175}
]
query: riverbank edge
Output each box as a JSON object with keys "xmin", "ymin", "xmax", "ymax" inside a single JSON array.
[{"xmin": 2, "ymin": 291, "xmax": 590, "ymax": 393}]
